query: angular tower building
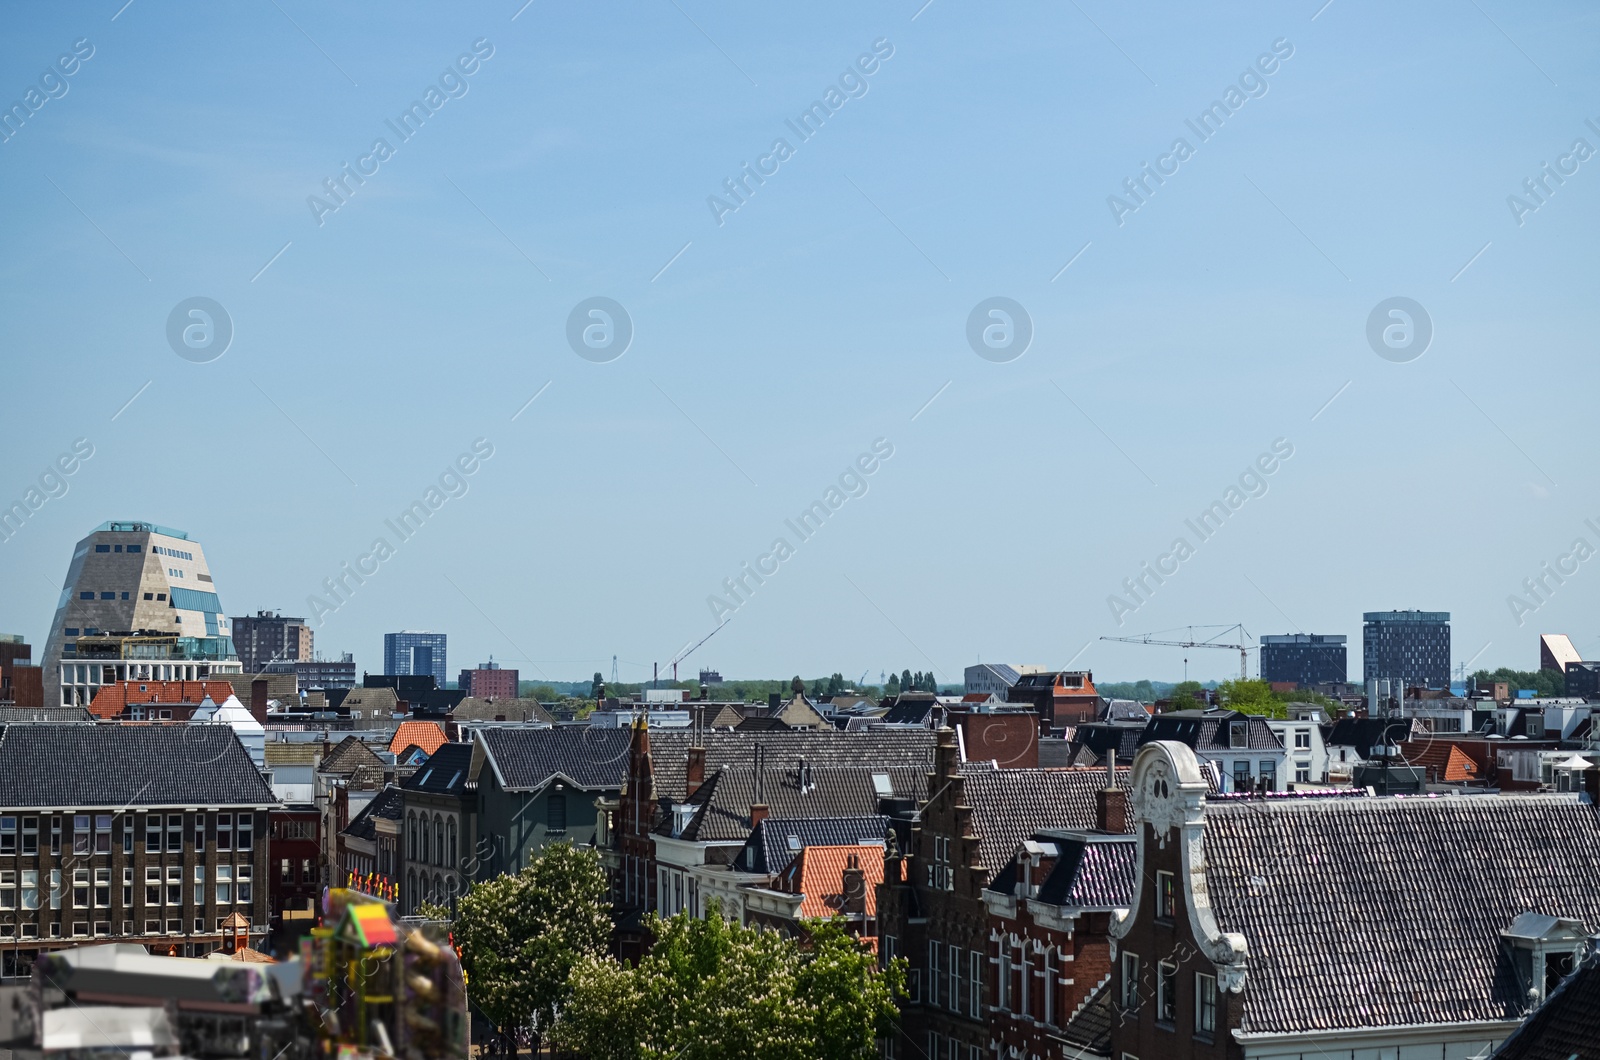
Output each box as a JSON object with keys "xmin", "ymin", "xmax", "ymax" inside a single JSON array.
[{"xmin": 42, "ymin": 521, "xmax": 239, "ymax": 707}]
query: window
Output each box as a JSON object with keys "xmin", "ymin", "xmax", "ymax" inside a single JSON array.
[
  {"xmin": 301, "ymin": 859, "xmax": 313, "ymax": 884},
  {"xmin": 71, "ymin": 921, "xmax": 88, "ymax": 937},
  {"xmin": 20, "ymin": 818, "xmax": 35, "ymax": 856},
  {"xmin": 1295, "ymin": 763, "xmax": 1311, "ymax": 783},
  {"xmin": 166, "ymin": 814, "xmax": 182, "ymax": 853},
  {"xmin": 95, "ymin": 544, "xmax": 110, "ymax": 553},
  {"xmin": 79, "ymin": 592, "xmax": 93, "ymax": 600},
  {"xmin": 166, "ymin": 867, "xmax": 181, "ymax": 906},
  {"xmin": 145, "ymin": 816, "xmax": 161, "ymax": 853},
  {"xmin": 166, "ymin": 919, "xmax": 180, "ymax": 934},
  {"xmin": 127, "ymin": 545, "xmax": 141, "ymax": 553},
  {"xmin": 948, "ymin": 943, "xmax": 960, "ymax": 1015},
  {"xmin": 122, "ymin": 868, "xmax": 133, "ymax": 906},
  {"xmin": 196, "ymin": 918, "xmax": 206, "ymax": 934},
  {"xmin": 1156, "ymin": 870, "xmax": 1176, "ymax": 919},
  {"xmin": 1229, "ymin": 720, "xmax": 1246, "ymax": 748},
  {"xmin": 929, "ymin": 835, "xmax": 953, "ymax": 890},
  {"xmin": 280, "ymin": 859, "xmax": 292, "ymax": 884},
  {"xmin": 1020, "ymin": 943, "xmax": 1032, "ymax": 1018},
  {"xmin": 216, "ymin": 866, "xmax": 232, "ymax": 904},
  {"xmin": 928, "ymin": 940, "xmax": 942, "ymax": 1008},
  {"xmin": 217, "ymin": 813, "xmax": 232, "ymax": 851},
  {"xmin": 95, "ymin": 815, "xmax": 111, "ymax": 854},
  {"xmin": 73, "ymin": 815, "xmax": 90, "ymax": 855},
  {"xmin": 145, "ymin": 920, "xmax": 162, "ymax": 935},
  {"xmin": 1259, "ymin": 760, "xmax": 1277, "ymax": 789},
  {"xmin": 237, "ymin": 865, "xmax": 252, "ymax": 904},
  {"xmin": 1157, "ymin": 961, "xmax": 1177, "ymax": 1023},
  {"xmin": 1294, "ymin": 729, "xmax": 1311, "ymax": 749},
  {"xmin": 73, "ymin": 869, "xmax": 89, "ymax": 909},
  {"xmin": 1196, "ymin": 972, "xmax": 1217, "ymax": 1033},
  {"xmin": 1232, "ymin": 761, "xmax": 1251, "ymax": 791},
  {"xmin": 143, "ymin": 593, "xmax": 153, "ymax": 600},
  {"xmin": 99, "ymin": 592, "xmax": 115, "ymax": 600},
  {"xmin": 237, "ymin": 814, "xmax": 252, "ymax": 851},
  {"xmin": 0, "ymin": 871, "xmax": 13, "ymax": 910},
  {"xmin": 1043, "ymin": 947, "xmax": 1056, "ymax": 1026},
  {"xmin": 0, "ymin": 817, "xmax": 13, "ymax": 855},
  {"xmin": 94, "ymin": 869, "xmax": 110, "ymax": 908},
  {"xmin": 996, "ymin": 937, "xmax": 1011, "ymax": 1011},
  {"xmin": 146, "ymin": 868, "xmax": 161, "ymax": 905},
  {"xmin": 156, "ymin": 593, "xmax": 165, "ymax": 601},
  {"xmin": 969, "ymin": 950, "xmax": 982, "ymax": 1018},
  {"xmin": 1121, "ymin": 952, "xmax": 1141, "ymax": 1010}
]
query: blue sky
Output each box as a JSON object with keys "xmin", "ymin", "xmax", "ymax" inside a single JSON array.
[{"xmin": 2, "ymin": 1, "xmax": 1597, "ymax": 687}]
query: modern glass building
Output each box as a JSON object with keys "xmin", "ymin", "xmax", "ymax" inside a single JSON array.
[
  {"xmin": 383, "ymin": 631, "xmax": 447, "ymax": 686},
  {"xmin": 1362, "ymin": 611, "xmax": 1450, "ymax": 689},
  {"xmin": 1260, "ymin": 634, "xmax": 1347, "ymax": 687}
]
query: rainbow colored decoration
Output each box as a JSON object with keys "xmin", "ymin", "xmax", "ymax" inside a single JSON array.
[{"xmin": 340, "ymin": 902, "xmax": 398, "ymax": 948}]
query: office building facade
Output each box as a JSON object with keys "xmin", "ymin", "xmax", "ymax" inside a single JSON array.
[
  {"xmin": 383, "ymin": 632, "xmax": 447, "ymax": 686},
  {"xmin": 1362, "ymin": 610, "xmax": 1450, "ymax": 689},
  {"xmin": 42, "ymin": 522, "xmax": 239, "ymax": 708},
  {"xmin": 230, "ymin": 611, "xmax": 312, "ymax": 675},
  {"xmin": 458, "ymin": 660, "xmax": 517, "ymax": 699},
  {"xmin": 1260, "ymin": 634, "xmax": 1347, "ymax": 687}
]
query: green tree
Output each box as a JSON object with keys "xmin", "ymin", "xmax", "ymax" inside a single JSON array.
[
  {"xmin": 1472, "ymin": 667, "xmax": 1566, "ymax": 697},
  {"xmin": 811, "ymin": 678, "xmax": 827, "ymax": 698},
  {"xmin": 900, "ymin": 669, "xmax": 913, "ymax": 693},
  {"xmin": 1216, "ymin": 678, "xmax": 1287, "ymax": 718},
  {"xmin": 414, "ymin": 899, "xmax": 451, "ymax": 921},
  {"xmin": 590, "ymin": 672, "xmax": 605, "ymax": 698},
  {"xmin": 883, "ymin": 674, "xmax": 900, "ymax": 696},
  {"xmin": 827, "ymin": 673, "xmax": 845, "ymax": 695},
  {"xmin": 553, "ymin": 910, "xmax": 902, "ymax": 1060},
  {"xmin": 453, "ymin": 841, "xmax": 611, "ymax": 1051},
  {"xmin": 1167, "ymin": 679, "xmax": 1206, "ymax": 709}
]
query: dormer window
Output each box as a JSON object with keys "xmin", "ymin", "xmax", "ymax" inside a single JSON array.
[
  {"xmin": 1229, "ymin": 721, "xmax": 1247, "ymax": 749},
  {"xmin": 1501, "ymin": 911, "xmax": 1586, "ymax": 1007}
]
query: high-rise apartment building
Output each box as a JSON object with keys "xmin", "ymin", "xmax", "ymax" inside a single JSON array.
[
  {"xmin": 230, "ymin": 611, "xmax": 312, "ymax": 675},
  {"xmin": 458, "ymin": 659, "xmax": 517, "ymax": 699},
  {"xmin": 383, "ymin": 631, "xmax": 447, "ymax": 686},
  {"xmin": 1260, "ymin": 634, "xmax": 1347, "ymax": 687},
  {"xmin": 42, "ymin": 521, "xmax": 240, "ymax": 707},
  {"xmin": 1362, "ymin": 610, "xmax": 1450, "ymax": 689}
]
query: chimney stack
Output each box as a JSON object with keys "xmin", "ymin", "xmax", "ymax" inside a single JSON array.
[
  {"xmin": 841, "ymin": 852, "xmax": 866, "ymax": 917},
  {"xmin": 250, "ymin": 679, "xmax": 268, "ymax": 724},
  {"xmin": 749, "ymin": 803, "xmax": 768, "ymax": 828},
  {"xmin": 686, "ymin": 745, "xmax": 707, "ymax": 799},
  {"xmin": 1096, "ymin": 748, "xmax": 1128, "ymax": 833}
]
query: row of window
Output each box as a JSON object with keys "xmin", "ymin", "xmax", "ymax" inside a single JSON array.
[
  {"xmin": 1120, "ymin": 952, "xmax": 1217, "ymax": 1034},
  {"xmin": 0, "ymin": 865, "xmax": 253, "ymax": 909},
  {"xmin": 152, "ymin": 546, "xmax": 192, "ymax": 560},
  {"xmin": 405, "ymin": 811, "xmax": 459, "ymax": 868},
  {"xmin": 77, "ymin": 592, "xmax": 129, "ymax": 602},
  {"xmin": 0, "ymin": 813, "xmax": 254, "ymax": 856},
  {"xmin": 93, "ymin": 544, "xmax": 143, "ymax": 554},
  {"xmin": 0, "ymin": 918, "xmax": 240, "ymax": 940}
]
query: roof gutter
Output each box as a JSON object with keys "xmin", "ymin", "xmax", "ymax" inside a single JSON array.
[{"xmin": 1233, "ymin": 1017, "xmax": 1522, "ymax": 1046}]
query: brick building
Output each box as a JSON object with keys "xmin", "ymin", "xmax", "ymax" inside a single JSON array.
[
  {"xmin": 1005, "ymin": 671, "xmax": 1100, "ymax": 733},
  {"xmin": 0, "ymin": 725, "xmax": 274, "ymax": 978},
  {"xmin": 265, "ymin": 804, "xmax": 321, "ymax": 953}
]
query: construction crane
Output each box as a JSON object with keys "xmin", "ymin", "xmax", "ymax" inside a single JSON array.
[
  {"xmin": 655, "ymin": 622, "xmax": 728, "ymax": 687},
  {"xmin": 1101, "ymin": 624, "xmax": 1255, "ymax": 680}
]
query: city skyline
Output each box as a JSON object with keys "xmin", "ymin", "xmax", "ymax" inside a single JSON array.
[{"xmin": 3, "ymin": 3, "xmax": 1596, "ymax": 686}]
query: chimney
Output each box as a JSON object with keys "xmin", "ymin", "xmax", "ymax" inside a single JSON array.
[
  {"xmin": 749, "ymin": 803, "xmax": 768, "ymax": 828},
  {"xmin": 686, "ymin": 745, "xmax": 707, "ymax": 799},
  {"xmin": 1096, "ymin": 749, "xmax": 1128, "ymax": 833},
  {"xmin": 250, "ymin": 679, "xmax": 268, "ymax": 723},
  {"xmin": 841, "ymin": 853, "xmax": 866, "ymax": 917}
]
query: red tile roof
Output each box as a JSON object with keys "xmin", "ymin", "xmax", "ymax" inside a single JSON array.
[
  {"xmin": 88, "ymin": 680, "xmax": 237, "ymax": 720},
  {"xmin": 775, "ymin": 844, "xmax": 884, "ymax": 920},
  {"xmin": 388, "ymin": 720, "xmax": 447, "ymax": 759}
]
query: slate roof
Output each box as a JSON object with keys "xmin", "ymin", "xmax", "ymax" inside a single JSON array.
[
  {"xmin": 962, "ymin": 768, "xmax": 1132, "ymax": 880},
  {"xmin": 1202, "ymin": 793, "xmax": 1600, "ymax": 1035},
  {"xmin": 1139, "ymin": 710, "xmax": 1283, "ymax": 753},
  {"xmin": 339, "ymin": 687, "xmax": 400, "ymax": 717},
  {"xmin": 736, "ymin": 816, "xmax": 890, "ymax": 875},
  {"xmin": 1325, "ymin": 716, "xmax": 1413, "ymax": 750},
  {"xmin": 1491, "ymin": 948, "xmax": 1600, "ymax": 1060},
  {"xmin": 342, "ymin": 785, "xmax": 405, "ymax": 841},
  {"xmin": 1058, "ymin": 976, "xmax": 1113, "ymax": 1055},
  {"xmin": 669, "ymin": 765, "xmax": 923, "ymax": 843},
  {"xmin": 402, "ymin": 743, "xmax": 473, "ymax": 794},
  {"xmin": 646, "ymin": 730, "xmax": 937, "ymax": 802},
  {"xmin": 320, "ymin": 735, "xmax": 386, "ymax": 775},
  {"xmin": 0, "ymin": 706, "xmax": 93, "ymax": 724},
  {"xmin": 987, "ymin": 833, "xmax": 1137, "ymax": 910},
  {"xmin": 478, "ymin": 727, "xmax": 632, "ymax": 791},
  {"xmin": 1067, "ymin": 723, "xmax": 1146, "ymax": 768},
  {"xmin": 774, "ymin": 844, "xmax": 884, "ymax": 919},
  {"xmin": 879, "ymin": 694, "xmax": 940, "ymax": 727},
  {"xmin": 0, "ymin": 724, "xmax": 275, "ymax": 807}
]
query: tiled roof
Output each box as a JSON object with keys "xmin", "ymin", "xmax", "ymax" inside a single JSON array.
[
  {"xmin": 263, "ymin": 742, "xmax": 321, "ymax": 766},
  {"xmin": 1067, "ymin": 723, "xmax": 1145, "ymax": 768},
  {"xmin": 388, "ymin": 720, "xmax": 447, "ymax": 758},
  {"xmin": 478, "ymin": 727, "xmax": 632, "ymax": 791},
  {"xmin": 0, "ymin": 724, "xmax": 275, "ymax": 807},
  {"xmin": 737, "ymin": 816, "xmax": 889, "ymax": 875},
  {"xmin": 402, "ymin": 744, "xmax": 473, "ymax": 794},
  {"xmin": 1398, "ymin": 737, "xmax": 1490, "ymax": 783},
  {"xmin": 1325, "ymin": 716, "xmax": 1412, "ymax": 750},
  {"xmin": 0, "ymin": 706, "xmax": 94, "ymax": 724},
  {"xmin": 647, "ymin": 730, "xmax": 936, "ymax": 802},
  {"xmin": 1140, "ymin": 710, "xmax": 1283, "ymax": 753},
  {"xmin": 1203, "ymin": 793, "xmax": 1600, "ymax": 1035},
  {"xmin": 1491, "ymin": 948, "xmax": 1600, "ymax": 1060},
  {"xmin": 320, "ymin": 735, "xmax": 386, "ymax": 775},
  {"xmin": 671, "ymin": 765, "xmax": 923, "ymax": 843},
  {"xmin": 342, "ymin": 785, "xmax": 405, "ymax": 841},
  {"xmin": 879, "ymin": 694, "xmax": 939, "ymax": 726},
  {"xmin": 1058, "ymin": 976, "xmax": 1113, "ymax": 1054},
  {"xmin": 451, "ymin": 697, "xmax": 555, "ymax": 724},
  {"xmin": 774, "ymin": 844, "xmax": 884, "ymax": 919},
  {"xmin": 339, "ymin": 687, "xmax": 399, "ymax": 716},
  {"xmin": 987, "ymin": 833, "xmax": 1136, "ymax": 910},
  {"xmin": 88, "ymin": 680, "xmax": 237, "ymax": 719},
  {"xmin": 962, "ymin": 768, "xmax": 1131, "ymax": 880}
]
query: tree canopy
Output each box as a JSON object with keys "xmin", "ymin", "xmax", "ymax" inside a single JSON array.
[
  {"xmin": 1472, "ymin": 667, "xmax": 1565, "ymax": 697},
  {"xmin": 553, "ymin": 911, "xmax": 903, "ymax": 1060},
  {"xmin": 452, "ymin": 841, "xmax": 612, "ymax": 1044}
]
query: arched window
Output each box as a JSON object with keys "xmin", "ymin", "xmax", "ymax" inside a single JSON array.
[
  {"xmin": 447, "ymin": 818, "xmax": 457, "ymax": 868},
  {"xmin": 421, "ymin": 821, "xmax": 430, "ymax": 866},
  {"xmin": 406, "ymin": 812, "xmax": 416, "ymax": 858},
  {"xmin": 407, "ymin": 870, "xmax": 416, "ymax": 911},
  {"xmin": 433, "ymin": 874, "xmax": 444, "ymax": 906},
  {"xmin": 433, "ymin": 816, "xmax": 444, "ymax": 867}
]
